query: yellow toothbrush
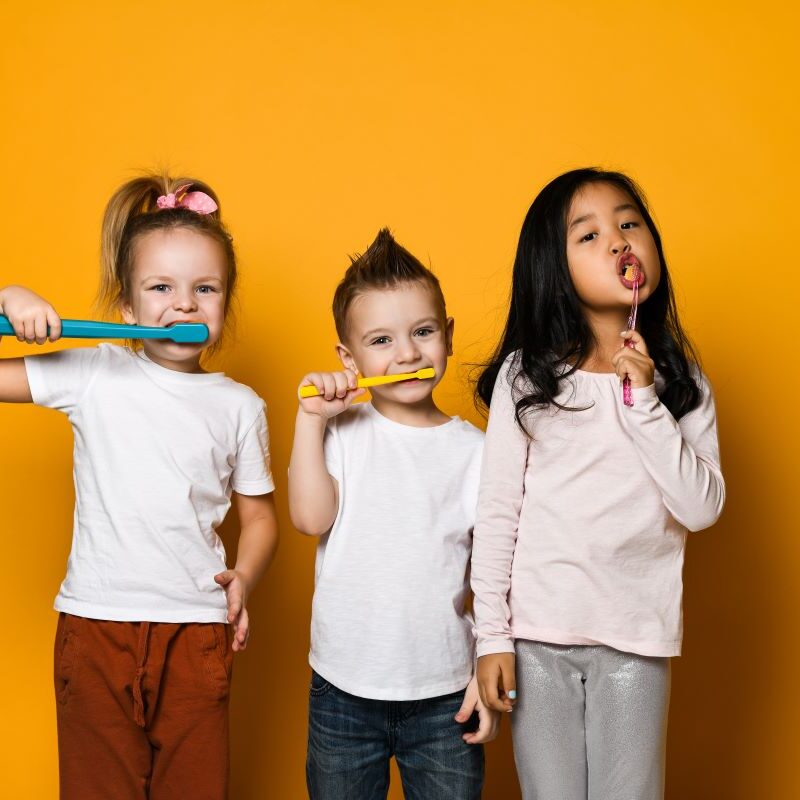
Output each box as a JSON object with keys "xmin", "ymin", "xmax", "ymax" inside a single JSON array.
[{"xmin": 299, "ymin": 367, "xmax": 435, "ymax": 398}]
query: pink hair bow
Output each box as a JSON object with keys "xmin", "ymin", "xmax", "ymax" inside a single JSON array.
[{"xmin": 156, "ymin": 184, "xmax": 218, "ymax": 215}]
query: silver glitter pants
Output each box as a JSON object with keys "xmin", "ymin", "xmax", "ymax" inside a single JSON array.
[{"xmin": 511, "ymin": 640, "xmax": 670, "ymax": 800}]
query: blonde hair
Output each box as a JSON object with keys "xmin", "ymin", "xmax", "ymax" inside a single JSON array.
[{"xmin": 97, "ymin": 172, "xmax": 237, "ymax": 346}]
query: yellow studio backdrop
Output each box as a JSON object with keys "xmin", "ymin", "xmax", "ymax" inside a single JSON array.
[{"xmin": 0, "ymin": 1, "xmax": 796, "ymax": 797}]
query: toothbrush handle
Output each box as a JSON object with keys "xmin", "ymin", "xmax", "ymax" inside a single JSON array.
[
  {"xmin": 622, "ymin": 339, "xmax": 635, "ymax": 407},
  {"xmin": 0, "ymin": 316, "xmax": 208, "ymax": 343}
]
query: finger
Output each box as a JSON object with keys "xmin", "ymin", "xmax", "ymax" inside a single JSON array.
[
  {"xmin": 500, "ymin": 661, "xmax": 517, "ymax": 708},
  {"xmin": 615, "ymin": 353, "xmax": 651, "ymax": 383},
  {"xmin": 332, "ymin": 371, "xmax": 351, "ymax": 398},
  {"xmin": 480, "ymin": 674, "xmax": 507, "ymax": 713},
  {"xmin": 233, "ymin": 609, "xmax": 249, "ymax": 652},
  {"xmin": 343, "ymin": 387, "xmax": 367, "ymax": 408},
  {"xmin": 214, "ymin": 570, "xmax": 234, "ymax": 586},
  {"xmin": 320, "ymin": 373, "xmax": 338, "ymax": 401},
  {"xmin": 454, "ymin": 693, "xmax": 477, "ymax": 723},
  {"xmin": 224, "ymin": 580, "xmax": 243, "ymax": 620},
  {"xmin": 34, "ymin": 314, "xmax": 49, "ymax": 345},
  {"xmin": 47, "ymin": 309, "xmax": 62, "ymax": 342},
  {"xmin": 300, "ymin": 373, "xmax": 324, "ymax": 391},
  {"xmin": 23, "ymin": 318, "xmax": 36, "ymax": 344},
  {"xmin": 344, "ymin": 369, "xmax": 359, "ymax": 390},
  {"xmin": 620, "ymin": 329, "xmax": 649, "ymax": 356},
  {"xmin": 463, "ymin": 707, "xmax": 493, "ymax": 744}
]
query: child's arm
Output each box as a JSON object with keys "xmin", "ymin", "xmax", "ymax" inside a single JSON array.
[
  {"xmin": 214, "ymin": 491, "xmax": 279, "ymax": 652},
  {"xmin": 612, "ymin": 330, "xmax": 725, "ymax": 531},
  {"xmin": 471, "ymin": 356, "xmax": 529, "ymax": 713},
  {"xmin": 288, "ymin": 370, "xmax": 365, "ymax": 535},
  {"xmin": 0, "ymin": 286, "xmax": 62, "ymax": 403}
]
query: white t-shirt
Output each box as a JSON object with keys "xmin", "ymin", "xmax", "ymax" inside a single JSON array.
[
  {"xmin": 25, "ymin": 344, "xmax": 274, "ymax": 623},
  {"xmin": 310, "ymin": 402, "xmax": 484, "ymax": 701}
]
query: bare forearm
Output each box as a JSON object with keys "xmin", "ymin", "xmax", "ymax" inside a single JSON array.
[
  {"xmin": 288, "ymin": 409, "xmax": 338, "ymax": 534},
  {"xmin": 234, "ymin": 508, "xmax": 279, "ymax": 594}
]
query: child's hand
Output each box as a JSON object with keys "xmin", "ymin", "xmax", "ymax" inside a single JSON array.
[
  {"xmin": 213, "ymin": 569, "xmax": 251, "ymax": 652},
  {"xmin": 456, "ymin": 674, "xmax": 502, "ymax": 744},
  {"xmin": 612, "ymin": 329, "xmax": 655, "ymax": 389},
  {"xmin": 297, "ymin": 369, "xmax": 365, "ymax": 420},
  {"xmin": 477, "ymin": 652, "xmax": 517, "ymax": 713},
  {"xmin": 0, "ymin": 286, "xmax": 62, "ymax": 345}
]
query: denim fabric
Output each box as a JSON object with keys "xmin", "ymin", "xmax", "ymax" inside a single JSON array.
[{"xmin": 307, "ymin": 671, "xmax": 484, "ymax": 800}]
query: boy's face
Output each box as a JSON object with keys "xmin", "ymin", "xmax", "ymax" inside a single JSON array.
[{"xmin": 337, "ymin": 282, "xmax": 453, "ymax": 405}]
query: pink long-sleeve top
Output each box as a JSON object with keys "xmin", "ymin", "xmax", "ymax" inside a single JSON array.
[{"xmin": 471, "ymin": 353, "xmax": 724, "ymax": 658}]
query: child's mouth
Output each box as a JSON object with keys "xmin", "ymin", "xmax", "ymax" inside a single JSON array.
[{"xmin": 618, "ymin": 254, "xmax": 645, "ymax": 289}]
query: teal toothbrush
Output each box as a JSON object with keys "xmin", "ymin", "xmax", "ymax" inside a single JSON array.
[{"xmin": 0, "ymin": 316, "xmax": 209, "ymax": 343}]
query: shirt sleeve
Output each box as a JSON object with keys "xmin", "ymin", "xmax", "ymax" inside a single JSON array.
[
  {"xmin": 24, "ymin": 346, "xmax": 105, "ymax": 415},
  {"xmin": 231, "ymin": 402, "xmax": 275, "ymax": 496},
  {"xmin": 323, "ymin": 417, "xmax": 343, "ymax": 483},
  {"xmin": 623, "ymin": 371, "xmax": 725, "ymax": 532},
  {"xmin": 470, "ymin": 356, "xmax": 530, "ymax": 657}
]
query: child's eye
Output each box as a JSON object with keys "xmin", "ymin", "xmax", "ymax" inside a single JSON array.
[
  {"xmin": 370, "ymin": 336, "xmax": 391, "ymax": 346},
  {"xmin": 196, "ymin": 285, "xmax": 216, "ymax": 294},
  {"xmin": 579, "ymin": 232, "xmax": 598, "ymax": 243},
  {"xmin": 150, "ymin": 284, "xmax": 170, "ymax": 292},
  {"xmin": 620, "ymin": 221, "xmax": 638, "ymax": 230},
  {"xmin": 414, "ymin": 328, "xmax": 434, "ymax": 337}
]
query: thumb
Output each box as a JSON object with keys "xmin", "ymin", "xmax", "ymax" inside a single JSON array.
[
  {"xmin": 214, "ymin": 570, "xmax": 234, "ymax": 587},
  {"xmin": 343, "ymin": 387, "xmax": 367, "ymax": 407}
]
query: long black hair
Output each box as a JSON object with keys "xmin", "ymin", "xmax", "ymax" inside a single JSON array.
[{"xmin": 476, "ymin": 168, "xmax": 700, "ymax": 428}]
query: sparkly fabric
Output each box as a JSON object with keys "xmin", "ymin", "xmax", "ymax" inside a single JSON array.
[{"xmin": 511, "ymin": 640, "xmax": 670, "ymax": 800}]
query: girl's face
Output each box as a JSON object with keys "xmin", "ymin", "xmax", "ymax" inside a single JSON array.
[
  {"xmin": 120, "ymin": 227, "xmax": 228, "ymax": 372},
  {"xmin": 565, "ymin": 182, "xmax": 661, "ymax": 313}
]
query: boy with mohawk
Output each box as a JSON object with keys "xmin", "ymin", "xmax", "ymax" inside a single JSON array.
[{"xmin": 290, "ymin": 229, "xmax": 497, "ymax": 799}]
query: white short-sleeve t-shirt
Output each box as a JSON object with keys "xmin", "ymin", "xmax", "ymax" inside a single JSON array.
[
  {"xmin": 310, "ymin": 402, "xmax": 484, "ymax": 701},
  {"xmin": 25, "ymin": 344, "xmax": 274, "ymax": 623}
]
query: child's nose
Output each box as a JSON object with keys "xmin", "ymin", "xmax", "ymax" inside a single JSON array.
[
  {"xmin": 173, "ymin": 290, "xmax": 198, "ymax": 312},
  {"xmin": 396, "ymin": 338, "xmax": 421, "ymax": 363},
  {"xmin": 609, "ymin": 238, "xmax": 631, "ymax": 256}
]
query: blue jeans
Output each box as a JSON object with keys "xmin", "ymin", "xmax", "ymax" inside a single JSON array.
[{"xmin": 306, "ymin": 671, "xmax": 484, "ymax": 800}]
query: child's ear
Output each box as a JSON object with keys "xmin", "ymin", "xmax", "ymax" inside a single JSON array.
[
  {"xmin": 445, "ymin": 317, "xmax": 455, "ymax": 357},
  {"xmin": 335, "ymin": 343, "xmax": 359, "ymax": 374},
  {"xmin": 119, "ymin": 299, "xmax": 136, "ymax": 325}
]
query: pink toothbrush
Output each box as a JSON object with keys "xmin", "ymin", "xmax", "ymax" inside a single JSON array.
[{"xmin": 621, "ymin": 259, "xmax": 640, "ymax": 407}]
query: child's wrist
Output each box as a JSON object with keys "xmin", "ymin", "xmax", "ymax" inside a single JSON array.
[
  {"xmin": 296, "ymin": 406, "xmax": 330, "ymax": 428},
  {"xmin": 231, "ymin": 566, "xmax": 254, "ymax": 597}
]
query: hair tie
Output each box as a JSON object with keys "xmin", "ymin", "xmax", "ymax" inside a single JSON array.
[{"xmin": 156, "ymin": 184, "xmax": 218, "ymax": 215}]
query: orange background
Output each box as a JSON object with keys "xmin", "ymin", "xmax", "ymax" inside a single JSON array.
[{"xmin": 1, "ymin": 1, "xmax": 797, "ymax": 797}]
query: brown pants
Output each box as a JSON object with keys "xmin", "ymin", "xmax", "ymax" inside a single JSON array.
[{"xmin": 55, "ymin": 613, "xmax": 233, "ymax": 800}]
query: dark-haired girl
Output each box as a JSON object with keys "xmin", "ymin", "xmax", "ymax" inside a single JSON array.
[{"xmin": 471, "ymin": 169, "xmax": 725, "ymax": 799}]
